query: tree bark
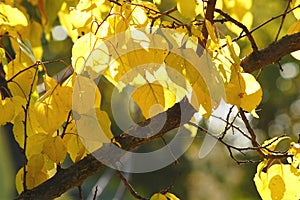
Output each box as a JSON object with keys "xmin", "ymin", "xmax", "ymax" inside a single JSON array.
[
  {"xmin": 16, "ymin": 32, "xmax": 300, "ymax": 200},
  {"xmin": 241, "ymin": 32, "xmax": 300, "ymax": 73}
]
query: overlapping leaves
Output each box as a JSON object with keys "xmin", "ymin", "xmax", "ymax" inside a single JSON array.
[{"xmin": 0, "ymin": 0, "xmax": 269, "ymax": 198}]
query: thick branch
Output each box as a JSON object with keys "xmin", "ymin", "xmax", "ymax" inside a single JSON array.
[
  {"xmin": 198, "ymin": 0, "xmax": 217, "ymax": 50},
  {"xmin": 17, "ymin": 98, "xmax": 196, "ymax": 200},
  {"xmin": 201, "ymin": 0, "xmax": 217, "ymax": 40},
  {"xmin": 16, "ymin": 30, "xmax": 300, "ymax": 200},
  {"xmin": 241, "ymin": 32, "xmax": 300, "ymax": 73}
]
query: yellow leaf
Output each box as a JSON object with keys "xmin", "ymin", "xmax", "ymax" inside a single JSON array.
[
  {"xmin": 287, "ymin": 20, "xmax": 300, "ymax": 59},
  {"xmin": 26, "ymin": 133, "xmax": 49, "ymax": 158},
  {"xmin": 42, "ymin": 136, "xmax": 67, "ymax": 164},
  {"xmin": 226, "ymin": 72, "xmax": 262, "ymax": 116},
  {"xmin": 0, "ymin": 96, "xmax": 16, "ymax": 125},
  {"xmin": 287, "ymin": 19, "xmax": 300, "ymax": 34},
  {"xmin": 223, "ymin": 0, "xmax": 253, "ymax": 35},
  {"xmin": 96, "ymin": 109, "xmax": 114, "ymax": 141},
  {"xmin": 176, "ymin": 0, "xmax": 197, "ymax": 20},
  {"xmin": 129, "ymin": 1, "xmax": 160, "ymax": 27},
  {"xmin": 15, "ymin": 168, "xmax": 23, "ymax": 194},
  {"xmin": 240, "ymin": 73, "xmax": 262, "ymax": 115},
  {"xmin": 72, "ymin": 74, "xmax": 102, "ymax": 114},
  {"xmin": 150, "ymin": 193, "xmax": 168, "ymax": 200},
  {"xmin": 288, "ymin": 142, "xmax": 300, "ymax": 169},
  {"xmin": 15, "ymin": 161, "xmax": 48, "ymax": 194},
  {"xmin": 27, "ymin": 154, "xmax": 46, "ymax": 176},
  {"xmin": 72, "ymin": 33, "xmax": 110, "ymax": 75},
  {"xmin": 26, "ymin": 21, "xmax": 43, "ymax": 60},
  {"xmin": 205, "ymin": 20, "xmax": 218, "ymax": 44},
  {"xmin": 12, "ymin": 106, "xmax": 38, "ymax": 149},
  {"xmin": 291, "ymin": 0, "xmax": 300, "ymax": 19},
  {"xmin": 254, "ymin": 163, "xmax": 300, "ymax": 200},
  {"xmin": 0, "ymin": 3, "xmax": 28, "ymax": 34},
  {"xmin": 4, "ymin": 54, "xmax": 37, "ymax": 99},
  {"xmin": 190, "ymin": 77, "xmax": 212, "ymax": 118},
  {"xmin": 225, "ymin": 35, "xmax": 240, "ymax": 65},
  {"xmin": 73, "ymin": 75, "xmax": 113, "ymax": 153},
  {"xmin": 165, "ymin": 192, "xmax": 180, "ymax": 200},
  {"xmin": 63, "ymin": 121, "xmax": 87, "ymax": 162},
  {"xmin": 74, "ymin": 108, "xmax": 114, "ymax": 153},
  {"xmin": 33, "ymin": 75, "xmax": 72, "ymax": 134},
  {"xmin": 0, "ymin": 47, "xmax": 8, "ymax": 68},
  {"xmin": 132, "ymin": 83, "xmax": 176, "ymax": 119},
  {"xmin": 195, "ymin": 0, "xmax": 223, "ymax": 17}
]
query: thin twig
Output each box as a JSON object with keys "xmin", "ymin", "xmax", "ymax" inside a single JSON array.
[
  {"xmin": 160, "ymin": 136, "xmax": 179, "ymax": 165},
  {"xmin": 215, "ymin": 8, "xmax": 258, "ymax": 51},
  {"xmin": 274, "ymin": 0, "xmax": 292, "ymax": 41},
  {"xmin": 233, "ymin": 3, "xmax": 300, "ymax": 43},
  {"xmin": 116, "ymin": 171, "xmax": 148, "ymax": 200},
  {"xmin": 93, "ymin": 186, "xmax": 98, "ymax": 200},
  {"xmin": 22, "ymin": 63, "xmax": 39, "ymax": 191},
  {"xmin": 61, "ymin": 110, "xmax": 73, "ymax": 138},
  {"xmin": 187, "ymin": 121, "xmax": 257, "ymax": 164}
]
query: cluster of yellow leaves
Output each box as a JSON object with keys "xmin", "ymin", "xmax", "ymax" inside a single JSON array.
[
  {"xmin": 67, "ymin": 0, "xmax": 262, "ymax": 120},
  {"xmin": 150, "ymin": 192, "xmax": 180, "ymax": 200},
  {"xmin": 0, "ymin": 1, "xmax": 113, "ymax": 193},
  {"xmin": 59, "ymin": 0, "xmax": 160, "ymax": 42},
  {"xmin": 254, "ymin": 137, "xmax": 300, "ymax": 200},
  {"xmin": 208, "ymin": 25, "xmax": 262, "ymax": 116},
  {"xmin": 0, "ymin": 0, "xmax": 266, "ymax": 196}
]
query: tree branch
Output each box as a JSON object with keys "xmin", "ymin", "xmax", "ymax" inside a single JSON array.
[
  {"xmin": 17, "ymin": 98, "xmax": 196, "ymax": 200},
  {"xmin": 16, "ymin": 25, "xmax": 300, "ymax": 200},
  {"xmin": 241, "ymin": 32, "xmax": 300, "ymax": 73}
]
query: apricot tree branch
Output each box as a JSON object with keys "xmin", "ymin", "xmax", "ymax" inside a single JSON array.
[
  {"xmin": 241, "ymin": 32, "xmax": 300, "ymax": 73},
  {"xmin": 16, "ymin": 98, "xmax": 196, "ymax": 200},
  {"xmin": 16, "ymin": 30, "xmax": 300, "ymax": 200},
  {"xmin": 15, "ymin": 20, "xmax": 300, "ymax": 200}
]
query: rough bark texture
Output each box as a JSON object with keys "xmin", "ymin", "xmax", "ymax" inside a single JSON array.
[
  {"xmin": 17, "ymin": 98, "xmax": 196, "ymax": 200},
  {"xmin": 241, "ymin": 32, "xmax": 300, "ymax": 73}
]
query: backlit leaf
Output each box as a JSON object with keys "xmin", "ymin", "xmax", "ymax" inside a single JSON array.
[
  {"xmin": 150, "ymin": 193, "xmax": 168, "ymax": 200},
  {"xmin": 254, "ymin": 163, "xmax": 300, "ymax": 200},
  {"xmin": 223, "ymin": 0, "xmax": 253, "ymax": 35},
  {"xmin": 0, "ymin": 96, "xmax": 17, "ymax": 125},
  {"xmin": 288, "ymin": 142, "xmax": 300, "ymax": 169},
  {"xmin": 132, "ymin": 83, "xmax": 176, "ymax": 119},
  {"xmin": 73, "ymin": 75, "xmax": 113, "ymax": 153},
  {"xmin": 0, "ymin": 3, "xmax": 28, "ymax": 34},
  {"xmin": 291, "ymin": 0, "xmax": 300, "ymax": 19},
  {"xmin": 287, "ymin": 19, "xmax": 300, "ymax": 60},
  {"xmin": 72, "ymin": 33, "xmax": 110, "ymax": 75},
  {"xmin": 26, "ymin": 133, "xmax": 49, "ymax": 158},
  {"xmin": 4, "ymin": 54, "xmax": 37, "ymax": 99},
  {"xmin": 32, "ymin": 75, "xmax": 72, "ymax": 134},
  {"xmin": 165, "ymin": 192, "xmax": 180, "ymax": 200},
  {"xmin": 42, "ymin": 136, "xmax": 67, "ymax": 164},
  {"xmin": 63, "ymin": 123, "xmax": 87, "ymax": 163},
  {"xmin": 176, "ymin": 0, "xmax": 197, "ymax": 20},
  {"xmin": 226, "ymin": 71, "xmax": 262, "ymax": 117}
]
